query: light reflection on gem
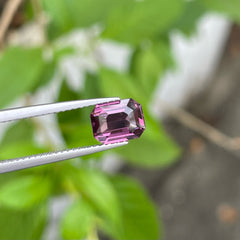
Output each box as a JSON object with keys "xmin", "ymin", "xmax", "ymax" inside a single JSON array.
[{"xmin": 90, "ymin": 98, "xmax": 145, "ymax": 144}]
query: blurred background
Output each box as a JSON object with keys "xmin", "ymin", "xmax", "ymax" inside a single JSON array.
[{"xmin": 0, "ymin": 0, "xmax": 239, "ymax": 239}]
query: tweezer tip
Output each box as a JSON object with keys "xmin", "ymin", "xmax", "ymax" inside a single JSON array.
[
  {"xmin": 108, "ymin": 141, "xmax": 129, "ymax": 146},
  {"xmin": 92, "ymin": 141, "xmax": 128, "ymax": 152},
  {"xmin": 96, "ymin": 97, "xmax": 120, "ymax": 104},
  {"xmin": 103, "ymin": 141, "xmax": 129, "ymax": 148}
]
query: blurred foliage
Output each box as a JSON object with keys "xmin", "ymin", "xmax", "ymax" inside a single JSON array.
[
  {"xmin": 0, "ymin": 204, "xmax": 47, "ymax": 240},
  {"xmin": 0, "ymin": 47, "xmax": 44, "ymax": 108},
  {"xmin": 0, "ymin": 0, "xmax": 238, "ymax": 239}
]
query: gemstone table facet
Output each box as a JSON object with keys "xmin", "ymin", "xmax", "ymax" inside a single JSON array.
[{"xmin": 90, "ymin": 98, "xmax": 145, "ymax": 144}]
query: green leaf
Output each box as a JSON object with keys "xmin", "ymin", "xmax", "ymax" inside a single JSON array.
[
  {"xmin": 99, "ymin": 68, "xmax": 146, "ymax": 102},
  {"xmin": 23, "ymin": 0, "xmax": 35, "ymax": 21},
  {"xmin": 78, "ymin": 72, "xmax": 103, "ymax": 123},
  {"xmin": 41, "ymin": 0, "xmax": 74, "ymax": 38},
  {"xmin": 1, "ymin": 120, "xmax": 34, "ymax": 146},
  {"xmin": 31, "ymin": 46, "xmax": 75, "ymax": 93},
  {"xmin": 102, "ymin": 0, "xmax": 184, "ymax": 45},
  {"xmin": 108, "ymin": 175, "xmax": 161, "ymax": 240},
  {"xmin": 200, "ymin": 0, "xmax": 240, "ymax": 22},
  {"xmin": 57, "ymin": 80, "xmax": 82, "ymax": 133},
  {"xmin": 130, "ymin": 41, "xmax": 174, "ymax": 98},
  {"xmin": 0, "ymin": 120, "xmax": 47, "ymax": 160},
  {"xmin": 74, "ymin": 72, "xmax": 103, "ymax": 124},
  {"xmin": 82, "ymin": 72, "xmax": 102, "ymax": 100},
  {"xmin": 69, "ymin": 169, "xmax": 122, "ymax": 234},
  {"xmin": 0, "ymin": 175, "xmax": 51, "ymax": 210},
  {"xmin": 42, "ymin": 0, "xmax": 184, "ymax": 43},
  {"xmin": 61, "ymin": 200, "xmax": 95, "ymax": 240},
  {"xmin": 42, "ymin": 0, "xmax": 117, "ymax": 39},
  {"xmin": 170, "ymin": 1, "xmax": 206, "ymax": 36},
  {"xmin": 0, "ymin": 204, "xmax": 47, "ymax": 240},
  {"xmin": 61, "ymin": 123, "xmax": 99, "ymax": 151},
  {"xmin": 117, "ymin": 134, "xmax": 180, "ymax": 167},
  {"xmin": 0, "ymin": 141, "xmax": 48, "ymax": 160},
  {"xmin": 0, "ymin": 47, "xmax": 45, "ymax": 108},
  {"xmin": 30, "ymin": 61, "xmax": 55, "ymax": 92}
]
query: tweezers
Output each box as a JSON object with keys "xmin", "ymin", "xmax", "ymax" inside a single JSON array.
[{"xmin": 0, "ymin": 97, "xmax": 128, "ymax": 174}]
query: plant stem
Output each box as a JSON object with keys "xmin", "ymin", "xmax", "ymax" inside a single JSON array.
[
  {"xmin": 0, "ymin": 0, "xmax": 23, "ymax": 46},
  {"xmin": 159, "ymin": 99, "xmax": 240, "ymax": 151}
]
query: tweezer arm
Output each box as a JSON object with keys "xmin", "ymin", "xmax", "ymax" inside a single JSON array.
[
  {"xmin": 0, "ymin": 97, "xmax": 119, "ymax": 123},
  {"xmin": 0, "ymin": 141, "xmax": 128, "ymax": 173}
]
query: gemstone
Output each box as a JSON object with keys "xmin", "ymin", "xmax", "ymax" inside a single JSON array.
[{"xmin": 90, "ymin": 98, "xmax": 145, "ymax": 144}]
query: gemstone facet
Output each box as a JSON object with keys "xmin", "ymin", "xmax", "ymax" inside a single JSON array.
[{"xmin": 90, "ymin": 98, "xmax": 145, "ymax": 144}]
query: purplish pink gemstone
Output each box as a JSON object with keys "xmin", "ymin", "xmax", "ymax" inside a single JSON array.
[{"xmin": 90, "ymin": 98, "xmax": 145, "ymax": 144}]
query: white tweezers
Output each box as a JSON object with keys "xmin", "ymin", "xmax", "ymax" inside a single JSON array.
[{"xmin": 0, "ymin": 97, "xmax": 128, "ymax": 174}]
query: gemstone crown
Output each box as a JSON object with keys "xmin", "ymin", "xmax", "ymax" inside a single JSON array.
[{"xmin": 90, "ymin": 98, "xmax": 145, "ymax": 144}]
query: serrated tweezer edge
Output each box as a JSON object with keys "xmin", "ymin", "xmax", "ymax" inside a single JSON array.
[
  {"xmin": 0, "ymin": 141, "xmax": 128, "ymax": 173},
  {"xmin": 0, "ymin": 97, "xmax": 120, "ymax": 123}
]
